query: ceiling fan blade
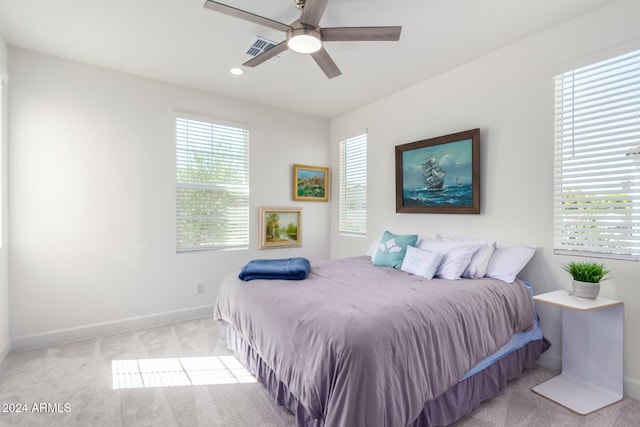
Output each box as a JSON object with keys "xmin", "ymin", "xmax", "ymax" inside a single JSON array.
[
  {"xmin": 322, "ymin": 26, "xmax": 402, "ymax": 42},
  {"xmin": 311, "ymin": 48, "xmax": 342, "ymax": 79},
  {"xmin": 203, "ymin": 0, "xmax": 291, "ymax": 33},
  {"xmin": 299, "ymin": 0, "xmax": 329, "ymax": 28},
  {"xmin": 243, "ymin": 41, "xmax": 288, "ymax": 67}
]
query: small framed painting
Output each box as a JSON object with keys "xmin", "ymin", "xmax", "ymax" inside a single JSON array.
[
  {"xmin": 259, "ymin": 207, "xmax": 302, "ymax": 249},
  {"xmin": 293, "ymin": 164, "xmax": 329, "ymax": 202},
  {"xmin": 395, "ymin": 128, "xmax": 480, "ymax": 214}
]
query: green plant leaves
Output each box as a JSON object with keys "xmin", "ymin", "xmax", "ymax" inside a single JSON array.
[{"xmin": 563, "ymin": 261, "xmax": 609, "ymax": 283}]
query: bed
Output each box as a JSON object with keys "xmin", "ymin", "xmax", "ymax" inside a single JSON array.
[{"xmin": 214, "ymin": 255, "xmax": 549, "ymax": 427}]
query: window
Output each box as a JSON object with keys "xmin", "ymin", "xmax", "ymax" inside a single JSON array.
[
  {"xmin": 176, "ymin": 115, "xmax": 249, "ymax": 252},
  {"xmin": 339, "ymin": 132, "xmax": 367, "ymax": 235},
  {"xmin": 554, "ymin": 49, "xmax": 640, "ymax": 260}
]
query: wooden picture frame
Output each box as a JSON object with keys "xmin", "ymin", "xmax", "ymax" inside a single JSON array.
[
  {"xmin": 395, "ymin": 128, "xmax": 480, "ymax": 214},
  {"xmin": 293, "ymin": 164, "xmax": 329, "ymax": 202},
  {"xmin": 259, "ymin": 207, "xmax": 302, "ymax": 249}
]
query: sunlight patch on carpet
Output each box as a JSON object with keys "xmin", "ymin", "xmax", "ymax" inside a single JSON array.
[{"xmin": 112, "ymin": 355, "xmax": 256, "ymax": 389}]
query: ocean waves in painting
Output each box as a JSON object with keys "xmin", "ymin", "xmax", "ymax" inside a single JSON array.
[{"xmin": 403, "ymin": 184, "xmax": 473, "ymax": 207}]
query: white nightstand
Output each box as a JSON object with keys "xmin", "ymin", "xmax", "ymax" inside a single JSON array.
[{"xmin": 532, "ymin": 290, "xmax": 624, "ymax": 415}]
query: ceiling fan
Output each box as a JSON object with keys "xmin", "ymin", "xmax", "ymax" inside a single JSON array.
[{"xmin": 203, "ymin": 0, "xmax": 402, "ymax": 79}]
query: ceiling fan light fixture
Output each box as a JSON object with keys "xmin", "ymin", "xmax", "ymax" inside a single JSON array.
[
  {"xmin": 287, "ymin": 27, "xmax": 322, "ymax": 54},
  {"xmin": 203, "ymin": 1, "xmax": 401, "ymax": 78}
]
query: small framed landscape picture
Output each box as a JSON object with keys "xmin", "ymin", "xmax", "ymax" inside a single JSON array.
[
  {"xmin": 259, "ymin": 207, "xmax": 302, "ymax": 249},
  {"xmin": 293, "ymin": 164, "xmax": 329, "ymax": 202}
]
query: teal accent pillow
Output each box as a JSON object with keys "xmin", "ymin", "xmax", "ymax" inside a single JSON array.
[{"xmin": 372, "ymin": 231, "xmax": 419, "ymax": 269}]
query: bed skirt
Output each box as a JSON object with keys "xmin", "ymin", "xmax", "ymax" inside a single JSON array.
[{"xmin": 221, "ymin": 321, "xmax": 550, "ymax": 427}]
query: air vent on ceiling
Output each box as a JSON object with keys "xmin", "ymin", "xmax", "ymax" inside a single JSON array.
[{"xmin": 245, "ymin": 36, "xmax": 285, "ymax": 63}]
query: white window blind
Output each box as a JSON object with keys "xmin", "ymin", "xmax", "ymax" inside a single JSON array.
[
  {"xmin": 339, "ymin": 132, "xmax": 367, "ymax": 235},
  {"xmin": 176, "ymin": 116, "xmax": 249, "ymax": 252},
  {"xmin": 554, "ymin": 49, "xmax": 640, "ymax": 260}
]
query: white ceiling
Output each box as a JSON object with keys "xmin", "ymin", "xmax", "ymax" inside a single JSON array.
[{"xmin": 0, "ymin": 0, "xmax": 617, "ymax": 118}]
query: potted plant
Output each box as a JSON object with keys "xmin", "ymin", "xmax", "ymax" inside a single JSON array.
[{"xmin": 563, "ymin": 261, "xmax": 610, "ymax": 299}]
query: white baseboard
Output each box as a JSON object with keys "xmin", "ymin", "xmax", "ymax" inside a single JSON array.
[
  {"xmin": 10, "ymin": 304, "xmax": 215, "ymax": 352},
  {"xmin": 535, "ymin": 350, "xmax": 561, "ymax": 372},
  {"xmin": 0, "ymin": 339, "xmax": 10, "ymax": 364},
  {"xmin": 624, "ymin": 375, "xmax": 640, "ymax": 400}
]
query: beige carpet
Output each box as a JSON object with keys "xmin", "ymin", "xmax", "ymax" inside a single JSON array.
[{"xmin": 0, "ymin": 316, "xmax": 637, "ymax": 427}]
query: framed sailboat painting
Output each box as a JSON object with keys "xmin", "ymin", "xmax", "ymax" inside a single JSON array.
[{"xmin": 395, "ymin": 128, "xmax": 480, "ymax": 214}]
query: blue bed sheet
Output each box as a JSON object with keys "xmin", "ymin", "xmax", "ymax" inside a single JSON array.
[{"xmin": 461, "ymin": 281, "xmax": 543, "ymax": 380}]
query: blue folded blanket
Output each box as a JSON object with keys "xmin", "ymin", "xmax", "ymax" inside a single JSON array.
[{"xmin": 238, "ymin": 257, "xmax": 311, "ymax": 281}]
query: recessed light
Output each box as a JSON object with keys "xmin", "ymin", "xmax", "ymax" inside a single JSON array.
[{"xmin": 230, "ymin": 67, "xmax": 244, "ymax": 76}]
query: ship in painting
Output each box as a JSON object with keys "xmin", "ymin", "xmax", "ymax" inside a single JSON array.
[{"xmin": 422, "ymin": 154, "xmax": 445, "ymax": 190}]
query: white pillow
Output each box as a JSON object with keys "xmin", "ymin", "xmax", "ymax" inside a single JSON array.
[
  {"xmin": 366, "ymin": 234, "xmax": 383, "ymax": 258},
  {"xmin": 485, "ymin": 244, "xmax": 536, "ymax": 283},
  {"xmin": 400, "ymin": 246, "xmax": 444, "ymax": 279},
  {"xmin": 436, "ymin": 234, "xmax": 496, "ymax": 278},
  {"xmin": 418, "ymin": 239, "xmax": 480, "ymax": 280},
  {"xmin": 466, "ymin": 242, "xmax": 495, "ymax": 278}
]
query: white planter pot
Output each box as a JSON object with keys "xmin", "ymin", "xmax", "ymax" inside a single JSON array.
[{"xmin": 572, "ymin": 280, "xmax": 600, "ymax": 299}]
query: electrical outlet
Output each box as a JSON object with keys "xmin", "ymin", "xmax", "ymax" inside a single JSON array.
[{"xmin": 195, "ymin": 282, "xmax": 204, "ymax": 294}]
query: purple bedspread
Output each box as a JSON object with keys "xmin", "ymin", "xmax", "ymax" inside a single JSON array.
[{"xmin": 214, "ymin": 256, "xmax": 535, "ymax": 427}]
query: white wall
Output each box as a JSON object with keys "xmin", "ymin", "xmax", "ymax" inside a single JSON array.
[
  {"xmin": 8, "ymin": 48, "xmax": 330, "ymax": 349},
  {"xmin": 0, "ymin": 33, "xmax": 9, "ymax": 362},
  {"xmin": 330, "ymin": 0, "xmax": 640, "ymax": 399}
]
